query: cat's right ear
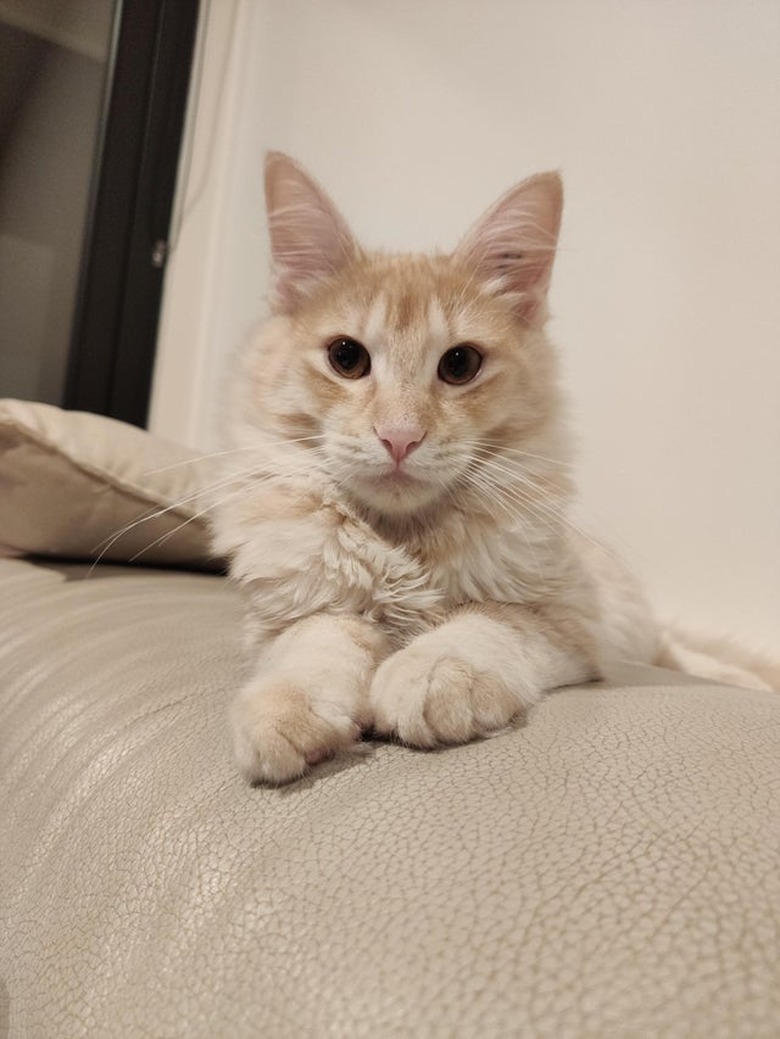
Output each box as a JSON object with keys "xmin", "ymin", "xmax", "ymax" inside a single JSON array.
[
  {"xmin": 453, "ymin": 171, "xmax": 563, "ymax": 326},
  {"xmin": 264, "ymin": 152, "xmax": 360, "ymax": 312}
]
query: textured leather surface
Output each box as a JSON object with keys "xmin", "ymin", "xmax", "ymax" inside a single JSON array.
[{"xmin": 1, "ymin": 557, "xmax": 778, "ymax": 1038}]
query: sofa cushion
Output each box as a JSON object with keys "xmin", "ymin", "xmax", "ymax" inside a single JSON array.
[
  {"xmin": 1, "ymin": 556, "xmax": 778, "ymax": 1038},
  {"xmin": 0, "ymin": 398, "xmax": 219, "ymax": 569}
]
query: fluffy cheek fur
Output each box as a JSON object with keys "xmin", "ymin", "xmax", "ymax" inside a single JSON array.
[{"xmin": 233, "ymin": 315, "xmax": 330, "ymax": 441}]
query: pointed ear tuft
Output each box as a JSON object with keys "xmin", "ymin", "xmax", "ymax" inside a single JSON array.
[
  {"xmin": 453, "ymin": 172, "xmax": 563, "ymax": 325},
  {"xmin": 264, "ymin": 152, "xmax": 360, "ymax": 312}
]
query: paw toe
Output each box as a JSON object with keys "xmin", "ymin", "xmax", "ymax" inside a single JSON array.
[
  {"xmin": 370, "ymin": 649, "xmax": 521, "ymax": 749},
  {"xmin": 231, "ymin": 684, "xmax": 360, "ymax": 785}
]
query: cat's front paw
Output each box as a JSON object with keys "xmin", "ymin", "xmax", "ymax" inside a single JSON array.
[
  {"xmin": 369, "ymin": 624, "xmax": 525, "ymax": 748},
  {"xmin": 231, "ymin": 680, "xmax": 362, "ymax": 785}
]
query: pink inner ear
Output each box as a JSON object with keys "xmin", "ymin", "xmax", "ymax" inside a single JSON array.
[
  {"xmin": 264, "ymin": 152, "xmax": 359, "ymax": 311},
  {"xmin": 453, "ymin": 171, "xmax": 563, "ymax": 324}
]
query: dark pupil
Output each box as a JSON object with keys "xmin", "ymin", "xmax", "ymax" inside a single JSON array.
[
  {"xmin": 446, "ymin": 348, "xmax": 472, "ymax": 378},
  {"xmin": 334, "ymin": 339, "xmax": 362, "ymax": 370}
]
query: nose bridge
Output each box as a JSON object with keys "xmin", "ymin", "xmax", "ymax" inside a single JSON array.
[
  {"xmin": 372, "ymin": 367, "xmax": 428, "ymax": 465},
  {"xmin": 370, "ymin": 297, "xmax": 436, "ymax": 436},
  {"xmin": 375, "ymin": 391, "xmax": 427, "ymax": 445},
  {"xmin": 374, "ymin": 358, "xmax": 427, "ymax": 426}
]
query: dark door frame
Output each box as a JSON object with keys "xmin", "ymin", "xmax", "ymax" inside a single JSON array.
[{"xmin": 66, "ymin": 0, "xmax": 200, "ymax": 427}]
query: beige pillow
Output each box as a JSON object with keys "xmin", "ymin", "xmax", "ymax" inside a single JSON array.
[{"xmin": 0, "ymin": 399, "xmax": 221, "ymax": 570}]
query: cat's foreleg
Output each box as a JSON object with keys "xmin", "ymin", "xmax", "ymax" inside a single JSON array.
[
  {"xmin": 231, "ymin": 613, "xmax": 389, "ymax": 784},
  {"xmin": 370, "ymin": 606, "xmax": 597, "ymax": 748}
]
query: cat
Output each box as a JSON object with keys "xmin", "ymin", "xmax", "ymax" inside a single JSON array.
[{"xmin": 210, "ymin": 152, "xmax": 773, "ymax": 785}]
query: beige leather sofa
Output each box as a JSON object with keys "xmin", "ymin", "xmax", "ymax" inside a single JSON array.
[{"xmin": 1, "ymin": 399, "xmax": 778, "ymax": 1038}]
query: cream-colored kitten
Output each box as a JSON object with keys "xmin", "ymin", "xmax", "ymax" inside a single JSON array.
[{"xmin": 210, "ymin": 153, "xmax": 660, "ymax": 784}]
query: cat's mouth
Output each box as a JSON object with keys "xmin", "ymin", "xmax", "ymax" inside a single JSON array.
[
  {"xmin": 348, "ymin": 461, "xmax": 447, "ymax": 515},
  {"xmin": 360, "ymin": 469, "xmax": 422, "ymax": 500},
  {"xmin": 372, "ymin": 467, "xmax": 418, "ymax": 486}
]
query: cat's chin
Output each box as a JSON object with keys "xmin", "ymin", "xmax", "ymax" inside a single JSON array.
[{"xmin": 347, "ymin": 471, "xmax": 445, "ymax": 518}]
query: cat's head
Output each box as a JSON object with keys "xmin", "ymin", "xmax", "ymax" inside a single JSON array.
[{"xmin": 233, "ymin": 153, "xmax": 567, "ymax": 519}]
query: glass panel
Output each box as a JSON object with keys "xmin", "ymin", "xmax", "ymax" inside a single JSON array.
[{"xmin": 0, "ymin": 0, "xmax": 118, "ymax": 404}]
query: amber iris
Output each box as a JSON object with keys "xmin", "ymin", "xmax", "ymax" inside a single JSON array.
[
  {"xmin": 438, "ymin": 345, "xmax": 482, "ymax": 385},
  {"xmin": 327, "ymin": 337, "xmax": 371, "ymax": 379}
]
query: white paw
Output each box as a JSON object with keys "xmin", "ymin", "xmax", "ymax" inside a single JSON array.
[
  {"xmin": 231, "ymin": 679, "xmax": 362, "ymax": 784},
  {"xmin": 369, "ymin": 626, "xmax": 525, "ymax": 748}
]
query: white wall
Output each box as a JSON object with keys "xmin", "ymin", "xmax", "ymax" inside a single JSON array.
[{"xmin": 151, "ymin": 0, "xmax": 780, "ymax": 646}]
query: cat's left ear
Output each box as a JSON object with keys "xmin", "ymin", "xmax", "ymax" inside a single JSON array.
[
  {"xmin": 264, "ymin": 152, "xmax": 360, "ymax": 312},
  {"xmin": 453, "ymin": 172, "xmax": 563, "ymax": 325}
]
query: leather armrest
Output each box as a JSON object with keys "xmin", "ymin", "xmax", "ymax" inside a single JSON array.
[{"xmin": 1, "ymin": 558, "xmax": 778, "ymax": 1037}]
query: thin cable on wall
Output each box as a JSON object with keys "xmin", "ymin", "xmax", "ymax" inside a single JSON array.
[{"xmin": 166, "ymin": 0, "xmax": 240, "ymax": 257}]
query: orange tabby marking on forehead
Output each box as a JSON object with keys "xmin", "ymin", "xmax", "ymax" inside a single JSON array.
[{"xmin": 359, "ymin": 289, "xmax": 389, "ymax": 345}]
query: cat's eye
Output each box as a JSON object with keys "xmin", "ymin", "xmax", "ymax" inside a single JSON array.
[
  {"xmin": 327, "ymin": 337, "xmax": 371, "ymax": 379},
  {"xmin": 438, "ymin": 344, "xmax": 483, "ymax": 385}
]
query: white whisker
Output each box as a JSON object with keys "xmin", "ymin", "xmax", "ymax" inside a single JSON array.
[
  {"xmin": 142, "ymin": 444, "xmax": 263, "ymax": 477},
  {"xmin": 87, "ymin": 443, "xmax": 334, "ymax": 576},
  {"xmin": 467, "ymin": 437, "xmax": 572, "ymax": 470}
]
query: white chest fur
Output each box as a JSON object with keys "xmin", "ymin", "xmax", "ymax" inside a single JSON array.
[{"xmin": 218, "ymin": 485, "xmax": 572, "ymax": 646}]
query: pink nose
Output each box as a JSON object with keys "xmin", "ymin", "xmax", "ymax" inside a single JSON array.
[{"xmin": 376, "ymin": 426, "xmax": 425, "ymax": 465}]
